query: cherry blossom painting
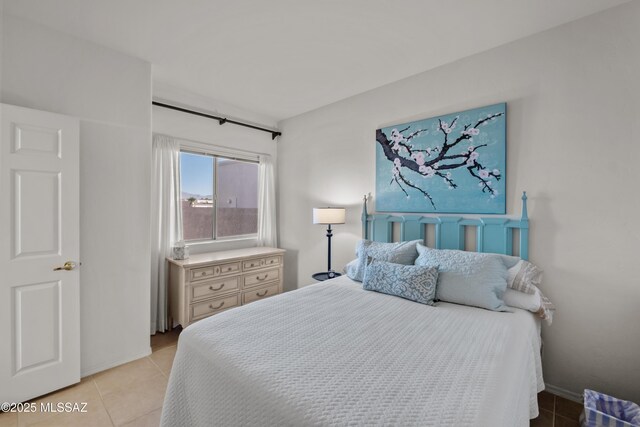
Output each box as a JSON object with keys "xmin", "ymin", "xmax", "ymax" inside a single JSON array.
[{"xmin": 376, "ymin": 103, "xmax": 506, "ymax": 213}]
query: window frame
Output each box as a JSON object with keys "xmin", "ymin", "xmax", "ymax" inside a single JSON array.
[{"xmin": 179, "ymin": 146, "xmax": 259, "ymax": 243}]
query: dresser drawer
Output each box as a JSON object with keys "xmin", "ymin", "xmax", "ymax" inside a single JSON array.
[
  {"xmin": 219, "ymin": 262, "xmax": 240, "ymax": 275},
  {"xmin": 190, "ymin": 261, "xmax": 240, "ymax": 282},
  {"xmin": 190, "ymin": 294, "xmax": 239, "ymax": 321},
  {"xmin": 243, "ymin": 256, "xmax": 282, "ymax": 271},
  {"xmin": 244, "ymin": 268, "xmax": 279, "ymax": 288},
  {"xmin": 190, "ymin": 266, "xmax": 217, "ymax": 282},
  {"xmin": 242, "ymin": 258, "xmax": 263, "ymax": 271},
  {"xmin": 264, "ymin": 256, "xmax": 281, "ymax": 267},
  {"xmin": 242, "ymin": 283, "xmax": 280, "ymax": 304},
  {"xmin": 191, "ymin": 277, "xmax": 239, "ymax": 302}
]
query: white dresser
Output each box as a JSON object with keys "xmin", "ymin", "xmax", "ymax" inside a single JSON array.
[{"xmin": 167, "ymin": 247, "xmax": 285, "ymax": 327}]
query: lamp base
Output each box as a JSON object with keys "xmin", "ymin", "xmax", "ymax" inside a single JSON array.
[{"xmin": 312, "ymin": 271, "xmax": 342, "ymax": 282}]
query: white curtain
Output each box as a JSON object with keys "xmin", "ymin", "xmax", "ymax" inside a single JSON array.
[
  {"xmin": 257, "ymin": 155, "xmax": 277, "ymax": 247},
  {"xmin": 150, "ymin": 134, "xmax": 183, "ymax": 334}
]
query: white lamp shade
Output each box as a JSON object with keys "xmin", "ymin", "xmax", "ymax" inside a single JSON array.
[{"xmin": 313, "ymin": 207, "xmax": 346, "ymax": 225}]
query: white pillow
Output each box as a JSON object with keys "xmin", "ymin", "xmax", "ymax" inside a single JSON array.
[
  {"xmin": 503, "ymin": 286, "xmax": 555, "ymax": 325},
  {"xmin": 503, "ymin": 287, "xmax": 541, "ymax": 312}
]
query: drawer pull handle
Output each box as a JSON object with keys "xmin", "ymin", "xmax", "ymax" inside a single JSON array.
[
  {"xmin": 256, "ymin": 290, "xmax": 268, "ymax": 297},
  {"xmin": 214, "ymin": 267, "xmax": 220, "ymax": 274},
  {"xmin": 209, "ymin": 284, "xmax": 224, "ymax": 291},
  {"xmin": 226, "ymin": 267, "xmax": 233, "ymax": 271},
  {"xmin": 249, "ymin": 263, "xmax": 256, "ymax": 267},
  {"xmin": 209, "ymin": 301, "xmax": 225, "ymax": 310},
  {"xmin": 256, "ymin": 274, "xmax": 268, "ymax": 281}
]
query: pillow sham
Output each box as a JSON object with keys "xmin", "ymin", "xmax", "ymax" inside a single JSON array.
[
  {"xmin": 346, "ymin": 239, "xmax": 421, "ymax": 282},
  {"xmin": 503, "ymin": 287, "xmax": 556, "ymax": 325},
  {"xmin": 415, "ymin": 244, "xmax": 509, "ymax": 311},
  {"xmin": 404, "ymin": 249, "xmax": 543, "ymax": 294},
  {"xmin": 363, "ymin": 259, "xmax": 438, "ymax": 305}
]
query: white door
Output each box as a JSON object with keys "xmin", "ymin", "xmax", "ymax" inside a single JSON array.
[{"xmin": 0, "ymin": 104, "xmax": 80, "ymax": 403}]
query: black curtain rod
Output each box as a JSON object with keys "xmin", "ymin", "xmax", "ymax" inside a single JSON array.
[{"xmin": 152, "ymin": 101, "xmax": 282, "ymax": 140}]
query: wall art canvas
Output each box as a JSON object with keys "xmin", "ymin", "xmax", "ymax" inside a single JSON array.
[{"xmin": 376, "ymin": 103, "xmax": 506, "ymax": 213}]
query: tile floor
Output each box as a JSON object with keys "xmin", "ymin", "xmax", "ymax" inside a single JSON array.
[
  {"xmin": 532, "ymin": 390, "xmax": 582, "ymax": 426},
  {"xmin": 1, "ymin": 326, "xmax": 581, "ymax": 426},
  {"xmin": 0, "ymin": 328, "xmax": 181, "ymax": 427}
]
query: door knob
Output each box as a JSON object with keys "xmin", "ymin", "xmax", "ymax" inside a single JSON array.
[{"xmin": 53, "ymin": 261, "xmax": 77, "ymax": 271}]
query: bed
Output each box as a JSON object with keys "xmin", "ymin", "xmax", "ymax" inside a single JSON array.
[{"xmin": 161, "ymin": 192, "xmax": 544, "ymax": 426}]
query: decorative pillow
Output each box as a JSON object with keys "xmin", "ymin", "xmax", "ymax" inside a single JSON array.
[
  {"xmin": 343, "ymin": 258, "xmax": 359, "ymax": 278},
  {"xmin": 346, "ymin": 239, "xmax": 422, "ymax": 282},
  {"xmin": 503, "ymin": 287, "xmax": 556, "ymax": 325},
  {"xmin": 500, "ymin": 255, "xmax": 544, "ymax": 294},
  {"xmin": 415, "ymin": 244, "xmax": 509, "ymax": 311},
  {"xmin": 363, "ymin": 259, "xmax": 438, "ymax": 305}
]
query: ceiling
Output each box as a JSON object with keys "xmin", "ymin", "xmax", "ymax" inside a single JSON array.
[{"xmin": 3, "ymin": 0, "xmax": 630, "ymax": 122}]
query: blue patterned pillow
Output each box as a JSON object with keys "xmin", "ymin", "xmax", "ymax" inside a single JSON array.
[
  {"xmin": 363, "ymin": 259, "xmax": 438, "ymax": 305},
  {"xmin": 343, "ymin": 258, "xmax": 359, "ymax": 279},
  {"xmin": 346, "ymin": 239, "xmax": 422, "ymax": 282},
  {"xmin": 415, "ymin": 244, "xmax": 509, "ymax": 311}
]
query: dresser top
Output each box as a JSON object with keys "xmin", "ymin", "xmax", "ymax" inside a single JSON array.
[{"xmin": 167, "ymin": 246, "xmax": 285, "ymax": 268}]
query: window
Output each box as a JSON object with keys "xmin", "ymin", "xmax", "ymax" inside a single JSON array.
[{"xmin": 180, "ymin": 150, "xmax": 259, "ymax": 241}]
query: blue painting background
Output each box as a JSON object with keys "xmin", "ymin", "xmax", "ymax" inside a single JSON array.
[{"xmin": 376, "ymin": 103, "xmax": 506, "ymax": 214}]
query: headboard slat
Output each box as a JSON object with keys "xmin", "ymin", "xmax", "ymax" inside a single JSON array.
[
  {"xmin": 437, "ymin": 217, "xmax": 464, "ymax": 250},
  {"xmin": 480, "ymin": 218, "xmax": 510, "ymax": 255},
  {"xmin": 400, "ymin": 216, "xmax": 423, "ymax": 242},
  {"xmin": 371, "ymin": 214, "xmax": 392, "ymax": 242}
]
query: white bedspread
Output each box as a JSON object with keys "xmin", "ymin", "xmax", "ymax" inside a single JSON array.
[{"xmin": 161, "ymin": 276, "xmax": 543, "ymax": 427}]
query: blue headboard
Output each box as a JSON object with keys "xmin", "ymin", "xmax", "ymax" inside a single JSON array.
[{"xmin": 362, "ymin": 191, "xmax": 530, "ymax": 260}]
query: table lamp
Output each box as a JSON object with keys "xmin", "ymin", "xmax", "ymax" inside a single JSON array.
[{"xmin": 312, "ymin": 207, "xmax": 346, "ymax": 281}]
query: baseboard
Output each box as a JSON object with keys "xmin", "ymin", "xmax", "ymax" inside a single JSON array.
[
  {"xmin": 81, "ymin": 346, "xmax": 153, "ymax": 378},
  {"xmin": 545, "ymin": 383, "xmax": 583, "ymax": 403}
]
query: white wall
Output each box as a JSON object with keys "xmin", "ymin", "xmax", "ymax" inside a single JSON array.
[
  {"xmin": 278, "ymin": 2, "xmax": 640, "ymax": 402},
  {"xmin": 1, "ymin": 14, "xmax": 152, "ymax": 376},
  {"xmin": 152, "ymin": 82, "xmax": 278, "ymax": 254}
]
